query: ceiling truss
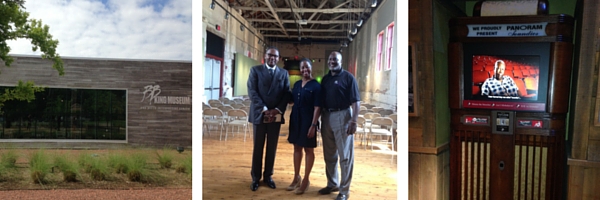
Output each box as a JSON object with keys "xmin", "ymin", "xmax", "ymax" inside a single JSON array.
[{"xmin": 227, "ymin": 0, "xmax": 383, "ymax": 44}]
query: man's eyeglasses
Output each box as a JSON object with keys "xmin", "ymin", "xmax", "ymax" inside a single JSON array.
[{"xmin": 266, "ymin": 54, "xmax": 279, "ymax": 58}]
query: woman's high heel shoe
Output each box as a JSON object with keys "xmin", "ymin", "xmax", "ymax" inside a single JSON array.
[
  {"xmin": 286, "ymin": 175, "xmax": 301, "ymax": 191},
  {"xmin": 295, "ymin": 180, "xmax": 310, "ymax": 195}
]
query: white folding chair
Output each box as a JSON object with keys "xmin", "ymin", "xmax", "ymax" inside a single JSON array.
[
  {"xmin": 378, "ymin": 109, "xmax": 394, "ymax": 117},
  {"xmin": 359, "ymin": 110, "xmax": 368, "ymax": 115},
  {"xmin": 355, "ymin": 116, "xmax": 368, "ymax": 148},
  {"xmin": 203, "ymin": 108, "xmax": 225, "ymax": 139},
  {"xmin": 231, "ymin": 103, "xmax": 244, "ymax": 109},
  {"xmin": 388, "ymin": 113, "xmax": 398, "ymax": 152},
  {"xmin": 240, "ymin": 106, "xmax": 250, "ymax": 114},
  {"xmin": 242, "ymin": 102, "xmax": 251, "ymax": 107},
  {"xmin": 218, "ymin": 105, "xmax": 234, "ymax": 113},
  {"xmin": 202, "ymin": 103, "xmax": 211, "ymax": 111},
  {"xmin": 210, "ymin": 102, "xmax": 224, "ymax": 108},
  {"xmin": 233, "ymin": 98, "xmax": 244, "ymax": 103},
  {"xmin": 363, "ymin": 112, "xmax": 382, "ymax": 129},
  {"xmin": 369, "ymin": 117, "xmax": 394, "ymax": 152},
  {"xmin": 371, "ymin": 107, "xmax": 384, "ymax": 113},
  {"xmin": 225, "ymin": 109, "xmax": 250, "ymax": 141}
]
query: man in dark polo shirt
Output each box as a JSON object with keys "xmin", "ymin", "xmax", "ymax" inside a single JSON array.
[{"xmin": 318, "ymin": 51, "xmax": 360, "ymax": 200}]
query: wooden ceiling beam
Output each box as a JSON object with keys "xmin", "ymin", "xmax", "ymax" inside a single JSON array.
[
  {"xmin": 262, "ymin": 0, "xmax": 289, "ymax": 37},
  {"xmin": 232, "ymin": 6, "xmax": 365, "ymax": 13},
  {"xmin": 257, "ymin": 28, "xmax": 347, "ymax": 32},
  {"xmin": 307, "ymin": 0, "xmax": 328, "ymax": 21},
  {"xmin": 247, "ymin": 19, "xmax": 358, "ymax": 24},
  {"xmin": 263, "ymin": 34, "xmax": 347, "ymax": 39}
]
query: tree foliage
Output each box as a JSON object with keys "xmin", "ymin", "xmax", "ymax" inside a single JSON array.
[{"xmin": 0, "ymin": 0, "xmax": 64, "ymax": 112}]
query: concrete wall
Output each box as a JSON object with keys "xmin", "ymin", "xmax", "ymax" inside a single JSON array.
[
  {"xmin": 348, "ymin": 0, "xmax": 397, "ymax": 110},
  {"xmin": 0, "ymin": 55, "xmax": 192, "ymax": 147}
]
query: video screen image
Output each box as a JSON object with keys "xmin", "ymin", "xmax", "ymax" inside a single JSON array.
[{"xmin": 471, "ymin": 55, "xmax": 540, "ymax": 101}]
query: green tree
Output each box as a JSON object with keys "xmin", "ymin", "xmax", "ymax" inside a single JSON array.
[{"xmin": 0, "ymin": 0, "xmax": 64, "ymax": 111}]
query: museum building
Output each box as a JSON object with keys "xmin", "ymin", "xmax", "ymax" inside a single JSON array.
[{"xmin": 0, "ymin": 55, "xmax": 192, "ymax": 147}]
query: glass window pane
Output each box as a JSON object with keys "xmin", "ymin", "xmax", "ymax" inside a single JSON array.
[{"xmin": 0, "ymin": 87, "xmax": 126, "ymax": 141}]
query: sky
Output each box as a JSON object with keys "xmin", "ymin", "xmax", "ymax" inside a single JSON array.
[{"xmin": 7, "ymin": 0, "xmax": 192, "ymax": 61}]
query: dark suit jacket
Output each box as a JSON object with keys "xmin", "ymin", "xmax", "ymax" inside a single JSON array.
[{"xmin": 247, "ymin": 64, "xmax": 291, "ymax": 125}]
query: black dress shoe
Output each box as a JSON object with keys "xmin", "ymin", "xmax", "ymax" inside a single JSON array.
[
  {"xmin": 336, "ymin": 194, "xmax": 349, "ymax": 200},
  {"xmin": 263, "ymin": 178, "xmax": 276, "ymax": 189},
  {"xmin": 318, "ymin": 186, "xmax": 340, "ymax": 194},
  {"xmin": 250, "ymin": 181, "xmax": 259, "ymax": 191}
]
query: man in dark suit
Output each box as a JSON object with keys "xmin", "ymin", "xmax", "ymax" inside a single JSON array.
[{"xmin": 247, "ymin": 46, "xmax": 291, "ymax": 191}]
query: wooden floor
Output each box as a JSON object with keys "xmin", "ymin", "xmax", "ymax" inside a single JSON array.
[{"xmin": 202, "ymin": 121, "xmax": 398, "ymax": 199}]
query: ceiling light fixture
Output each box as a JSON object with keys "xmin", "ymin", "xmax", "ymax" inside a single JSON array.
[
  {"xmin": 357, "ymin": 18, "xmax": 364, "ymax": 27},
  {"xmin": 224, "ymin": 13, "xmax": 229, "ymax": 19},
  {"xmin": 210, "ymin": 1, "xmax": 215, "ymax": 9},
  {"xmin": 351, "ymin": 27, "xmax": 357, "ymax": 35},
  {"xmin": 348, "ymin": 35, "xmax": 354, "ymax": 42},
  {"xmin": 240, "ymin": 24, "xmax": 245, "ymax": 31},
  {"xmin": 371, "ymin": 0, "xmax": 377, "ymax": 7}
]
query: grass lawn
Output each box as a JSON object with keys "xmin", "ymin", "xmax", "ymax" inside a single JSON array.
[{"xmin": 0, "ymin": 148, "xmax": 192, "ymax": 190}]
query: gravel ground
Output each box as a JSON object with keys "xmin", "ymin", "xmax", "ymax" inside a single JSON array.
[{"xmin": 0, "ymin": 188, "xmax": 192, "ymax": 200}]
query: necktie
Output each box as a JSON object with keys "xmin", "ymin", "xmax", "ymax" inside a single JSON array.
[{"xmin": 269, "ymin": 68, "xmax": 274, "ymax": 76}]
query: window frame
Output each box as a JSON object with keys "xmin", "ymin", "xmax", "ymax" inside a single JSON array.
[
  {"xmin": 385, "ymin": 22, "xmax": 395, "ymax": 71},
  {"xmin": 376, "ymin": 31, "xmax": 385, "ymax": 72}
]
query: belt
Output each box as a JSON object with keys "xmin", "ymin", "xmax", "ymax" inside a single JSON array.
[{"xmin": 325, "ymin": 108, "xmax": 348, "ymax": 112}]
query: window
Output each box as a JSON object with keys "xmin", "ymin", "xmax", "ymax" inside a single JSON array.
[
  {"xmin": 0, "ymin": 87, "xmax": 127, "ymax": 140},
  {"xmin": 385, "ymin": 22, "xmax": 394, "ymax": 71},
  {"xmin": 376, "ymin": 31, "xmax": 384, "ymax": 72}
]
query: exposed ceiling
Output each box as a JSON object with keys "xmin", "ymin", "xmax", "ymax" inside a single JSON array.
[{"xmin": 221, "ymin": 0, "xmax": 382, "ymax": 44}]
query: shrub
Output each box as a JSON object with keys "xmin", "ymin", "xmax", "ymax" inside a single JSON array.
[
  {"xmin": 79, "ymin": 153, "xmax": 108, "ymax": 181},
  {"xmin": 156, "ymin": 147, "xmax": 174, "ymax": 169},
  {"xmin": 88, "ymin": 157, "xmax": 109, "ymax": 181},
  {"xmin": 78, "ymin": 153, "xmax": 93, "ymax": 173},
  {"xmin": 126, "ymin": 153, "xmax": 149, "ymax": 182},
  {"xmin": 176, "ymin": 155, "xmax": 192, "ymax": 177},
  {"xmin": 1, "ymin": 149, "xmax": 18, "ymax": 168},
  {"xmin": 54, "ymin": 154, "xmax": 80, "ymax": 182},
  {"xmin": 107, "ymin": 153, "xmax": 129, "ymax": 174},
  {"xmin": 0, "ymin": 162, "xmax": 6, "ymax": 178},
  {"xmin": 184, "ymin": 155, "xmax": 192, "ymax": 176},
  {"xmin": 29, "ymin": 149, "xmax": 52, "ymax": 184}
]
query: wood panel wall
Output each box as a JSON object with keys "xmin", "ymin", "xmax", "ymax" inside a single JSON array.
[
  {"xmin": 409, "ymin": 0, "xmax": 435, "ymax": 149},
  {"xmin": 409, "ymin": 0, "xmax": 462, "ymax": 199},
  {"xmin": 568, "ymin": 0, "xmax": 600, "ymax": 199},
  {"xmin": 0, "ymin": 56, "xmax": 192, "ymax": 147}
]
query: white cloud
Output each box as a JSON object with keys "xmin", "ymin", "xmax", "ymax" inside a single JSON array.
[{"xmin": 7, "ymin": 0, "xmax": 192, "ymax": 61}]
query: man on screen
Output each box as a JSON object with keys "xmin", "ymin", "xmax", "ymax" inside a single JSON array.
[{"xmin": 481, "ymin": 60, "xmax": 520, "ymax": 97}]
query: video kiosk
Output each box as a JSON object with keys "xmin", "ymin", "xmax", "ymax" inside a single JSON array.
[{"xmin": 448, "ymin": 14, "xmax": 573, "ymax": 199}]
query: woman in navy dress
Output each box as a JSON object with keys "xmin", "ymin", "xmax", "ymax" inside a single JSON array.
[{"xmin": 286, "ymin": 58, "xmax": 321, "ymax": 194}]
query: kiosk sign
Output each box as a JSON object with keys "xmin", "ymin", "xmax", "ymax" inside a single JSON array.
[
  {"xmin": 467, "ymin": 22, "xmax": 547, "ymax": 37},
  {"xmin": 492, "ymin": 111, "xmax": 514, "ymax": 135}
]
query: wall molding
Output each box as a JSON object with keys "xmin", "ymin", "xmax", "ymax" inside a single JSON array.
[{"xmin": 409, "ymin": 142, "xmax": 449, "ymax": 155}]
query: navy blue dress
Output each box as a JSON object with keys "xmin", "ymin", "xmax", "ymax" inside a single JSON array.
[{"xmin": 288, "ymin": 79, "xmax": 321, "ymax": 148}]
